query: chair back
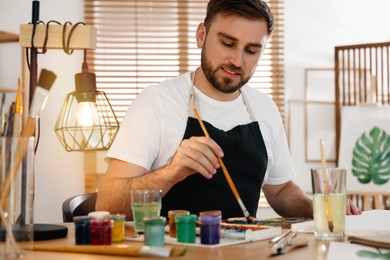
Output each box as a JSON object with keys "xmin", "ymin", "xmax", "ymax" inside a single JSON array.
[{"xmin": 62, "ymin": 192, "xmax": 97, "ymax": 222}]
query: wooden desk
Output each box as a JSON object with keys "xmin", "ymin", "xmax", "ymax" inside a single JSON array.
[{"xmin": 3, "ymin": 224, "xmax": 332, "ymax": 260}]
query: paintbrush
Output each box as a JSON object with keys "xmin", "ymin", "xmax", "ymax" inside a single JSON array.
[
  {"xmin": 194, "ymin": 108, "xmax": 254, "ymax": 224},
  {"xmin": 319, "ymin": 139, "xmax": 333, "ymax": 232},
  {"xmin": 0, "ymin": 69, "xmax": 56, "ymax": 209},
  {"xmin": 29, "ymin": 244, "xmax": 187, "ymax": 258}
]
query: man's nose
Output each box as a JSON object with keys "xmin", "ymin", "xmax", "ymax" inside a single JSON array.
[{"xmin": 229, "ymin": 48, "xmax": 244, "ymax": 68}]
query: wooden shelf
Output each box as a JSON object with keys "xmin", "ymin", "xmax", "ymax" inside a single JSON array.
[
  {"xmin": 0, "ymin": 30, "xmax": 19, "ymax": 43},
  {"xmin": 0, "ymin": 88, "xmax": 18, "ymax": 92},
  {"xmin": 19, "ymin": 24, "xmax": 96, "ymax": 49}
]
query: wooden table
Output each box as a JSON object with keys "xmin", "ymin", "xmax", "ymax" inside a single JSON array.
[{"xmin": 2, "ymin": 223, "xmax": 333, "ymax": 260}]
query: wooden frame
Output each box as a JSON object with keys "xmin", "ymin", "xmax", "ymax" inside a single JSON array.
[
  {"xmin": 287, "ymin": 99, "xmax": 336, "ymax": 163},
  {"xmin": 304, "ymin": 68, "xmax": 336, "ymax": 163},
  {"xmin": 335, "ymin": 42, "xmax": 390, "ymax": 163}
]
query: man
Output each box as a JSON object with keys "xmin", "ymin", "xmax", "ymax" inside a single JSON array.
[{"xmin": 96, "ymin": 0, "xmax": 360, "ymax": 220}]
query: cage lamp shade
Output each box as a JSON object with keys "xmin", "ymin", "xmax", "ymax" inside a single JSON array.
[{"xmin": 54, "ymin": 70, "xmax": 119, "ymax": 152}]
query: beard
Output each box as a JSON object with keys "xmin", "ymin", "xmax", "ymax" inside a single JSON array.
[{"xmin": 200, "ymin": 47, "xmax": 251, "ymax": 94}]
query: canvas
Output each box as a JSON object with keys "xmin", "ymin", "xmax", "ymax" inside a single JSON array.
[{"xmin": 338, "ymin": 106, "xmax": 390, "ymax": 192}]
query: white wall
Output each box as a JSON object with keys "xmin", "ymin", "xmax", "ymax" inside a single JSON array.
[
  {"xmin": 285, "ymin": 0, "xmax": 390, "ymax": 193},
  {"xmin": 1, "ymin": 0, "xmax": 85, "ymax": 223},
  {"xmin": 1, "ymin": 0, "xmax": 390, "ymax": 222}
]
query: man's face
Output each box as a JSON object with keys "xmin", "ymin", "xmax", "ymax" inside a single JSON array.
[{"xmin": 198, "ymin": 14, "xmax": 269, "ymax": 94}]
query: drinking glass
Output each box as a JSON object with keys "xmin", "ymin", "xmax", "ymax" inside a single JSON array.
[
  {"xmin": 1, "ymin": 137, "xmax": 35, "ymax": 258},
  {"xmin": 130, "ymin": 189, "xmax": 162, "ymax": 234},
  {"xmin": 311, "ymin": 167, "xmax": 346, "ymax": 240}
]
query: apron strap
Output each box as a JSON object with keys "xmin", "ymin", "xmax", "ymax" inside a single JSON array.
[{"xmin": 241, "ymin": 91, "xmax": 256, "ymax": 122}]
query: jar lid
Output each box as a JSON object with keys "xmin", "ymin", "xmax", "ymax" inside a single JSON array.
[
  {"xmin": 88, "ymin": 211, "xmax": 110, "ymax": 220},
  {"xmin": 199, "ymin": 210, "xmax": 222, "ymax": 218},
  {"xmin": 110, "ymin": 214, "xmax": 126, "ymax": 221},
  {"xmin": 199, "ymin": 214, "xmax": 221, "ymax": 224},
  {"xmin": 168, "ymin": 210, "xmax": 190, "ymax": 218},
  {"xmin": 175, "ymin": 214, "xmax": 197, "ymax": 223},
  {"xmin": 89, "ymin": 219, "xmax": 113, "ymax": 227},
  {"xmin": 73, "ymin": 216, "xmax": 93, "ymax": 224},
  {"xmin": 144, "ymin": 216, "xmax": 166, "ymax": 225}
]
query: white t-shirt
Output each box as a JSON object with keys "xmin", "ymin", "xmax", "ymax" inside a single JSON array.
[{"xmin": 106, "ymin": 72, "xmax": 295, "ymax": 186}]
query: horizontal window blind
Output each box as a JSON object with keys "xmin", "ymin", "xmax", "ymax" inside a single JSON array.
[{"xmin": 84, "ymin": 0, "xmax": 285, "ymax": 122}]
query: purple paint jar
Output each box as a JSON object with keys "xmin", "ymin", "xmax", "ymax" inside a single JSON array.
[{"xmin": 199, "ymin": 214, "xmax": 221, "ymax": 245}]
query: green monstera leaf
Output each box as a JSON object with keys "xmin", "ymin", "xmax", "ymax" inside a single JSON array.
[
  {"xmin": 351, "ymin": 126, "xmax": 390, "ymax": 185},
  {"xmin": 357, "ymin": 248, "xmax": 390, "ymax": 259}
]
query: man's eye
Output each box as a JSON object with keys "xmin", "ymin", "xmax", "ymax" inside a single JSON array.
[
  {"xmin": 246, "ymin": 49, "xmax": 257, "ymax": 55},
  {"xmin": 222, "ymin": 42, "xmax": 234, "ymax": 47}
]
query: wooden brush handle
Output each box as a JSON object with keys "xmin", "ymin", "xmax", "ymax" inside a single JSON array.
[
  {"xmin": 30, "ymin": 244, "xmax": 187, "ymax": 257},
  {"xmin": 31, "ymin": 244, "xmax": 145, "ymax": 257},
  {"xmin": 218, "ymin": 159, "xmax": 240, "ymax": 200},
  {"xmin": 193, "ymin": 108, "xmax": 250, "ymax": 218}
]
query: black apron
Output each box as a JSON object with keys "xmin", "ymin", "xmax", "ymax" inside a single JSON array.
[{"xmin": 161, "ymin": 74, "xmax": 268, "ymax": 219}]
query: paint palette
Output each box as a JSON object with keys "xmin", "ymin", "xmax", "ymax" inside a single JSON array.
[
  {"xmin": 226, "ymin": 217, "xmax": 312, "ymax": 229},
  {"xmin": 127, "ymin": 222, "xmax": 282, "ymax": 248}
]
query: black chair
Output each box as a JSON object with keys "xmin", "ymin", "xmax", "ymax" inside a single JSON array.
[{"xmin": 62, "ymin": 192, "xmax": 97, "ymax": 222}]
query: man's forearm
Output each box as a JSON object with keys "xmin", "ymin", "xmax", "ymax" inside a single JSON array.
[
  {"xmin": 263, "ymin": 181, "xmax": 313, "ymax": 218},
  {"xmin": 96, "ymin": 165, "xmax": 176, "ymax": 220},
  {"xmin": 277, "ymin": 190, "xmax": 313, "ymax": 218}
]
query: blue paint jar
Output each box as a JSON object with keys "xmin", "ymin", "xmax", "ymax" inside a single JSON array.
[
  {"xmin": 74, "ymin": 216, "xmax": 93, "ymax": 245},
  {"xmin": 199, "ymin": 214, "xmax": 221, "ymax": 245},
  {"xmin": 143, "ymin": 216, "xmax": 166, "ymax": 247}
]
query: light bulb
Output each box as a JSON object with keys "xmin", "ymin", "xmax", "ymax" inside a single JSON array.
[
  {"xmin": 75, "ymin": 101, "xmax": 99, "ymax": 127},
  {"xmin": 75, "ymin": 101, "xmax": 107, "ymax": 148}
]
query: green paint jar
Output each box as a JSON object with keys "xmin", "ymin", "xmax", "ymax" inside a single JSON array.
[
  {"xmin": 175, "ymin": 214, "xmax": 197, "ymax": 243},
  {"xmin": 143, "ymin": 216, "xmax": 166, "ymax": 247}
]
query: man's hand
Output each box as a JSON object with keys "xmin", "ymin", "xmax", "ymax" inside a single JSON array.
[
  {"xmin": 166, "ymin": 136, "xmax": 223, "ymax": 183},
  {"xmin": 346, "ymin": 198, "xmax": 362, "ymax": 215}
]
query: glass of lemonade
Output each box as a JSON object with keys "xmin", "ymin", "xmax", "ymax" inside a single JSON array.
[
  {"xmin": 130, "ymin": 189, "xmax": 162, "ymax": 235},
  {"xmin": 311, "ymin": 168, "xmax": 346, "ymax": 240}
]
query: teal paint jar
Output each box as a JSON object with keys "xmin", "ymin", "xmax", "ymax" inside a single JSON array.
[
  {"xmin": 175, "ymin": 214, "xmax": 197, "ymax": 243},
  {"xmin": 143, "ymin": 216, "xmax": 166, "ymax": 247}
]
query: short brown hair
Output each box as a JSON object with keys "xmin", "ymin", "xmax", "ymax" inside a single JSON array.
[{"xmin": 204, "ymin": 0, "xmax": 274, "ymax": 35}]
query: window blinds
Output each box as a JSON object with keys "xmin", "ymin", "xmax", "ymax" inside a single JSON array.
[{"xmin": 84, "ymin": 0, "xmax": 284, "ymax": 121}]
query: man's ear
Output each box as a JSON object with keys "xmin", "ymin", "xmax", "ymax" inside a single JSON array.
[{"xmin": 196, "ymin": 23, "xmax": 206, "ymax": 48}]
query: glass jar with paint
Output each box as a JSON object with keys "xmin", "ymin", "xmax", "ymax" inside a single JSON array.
[
  {"xmin": 110, "ymin": 214, "xmax": 126, "ymax": 242},
  {"xmin": 143, "ymin": 216, "xmax": 166, "ymax": 247},
  {"xmin": 199, "ymin": 214, "xmax": 221, "ymax": 245},
  {"xmin": 168, "ymin": 210, "xmax": 189, "ymax": 238},
  {"xmin": 175, "ymin": 214, "xmax": 197, "ymax": 243},
  {"xmin": 74, "ymin": 216, "xmax": 93, "ymax": 245},
  {"xmin": 89, "ymin": 219, "xmax": 113, "ymax": 245}
]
